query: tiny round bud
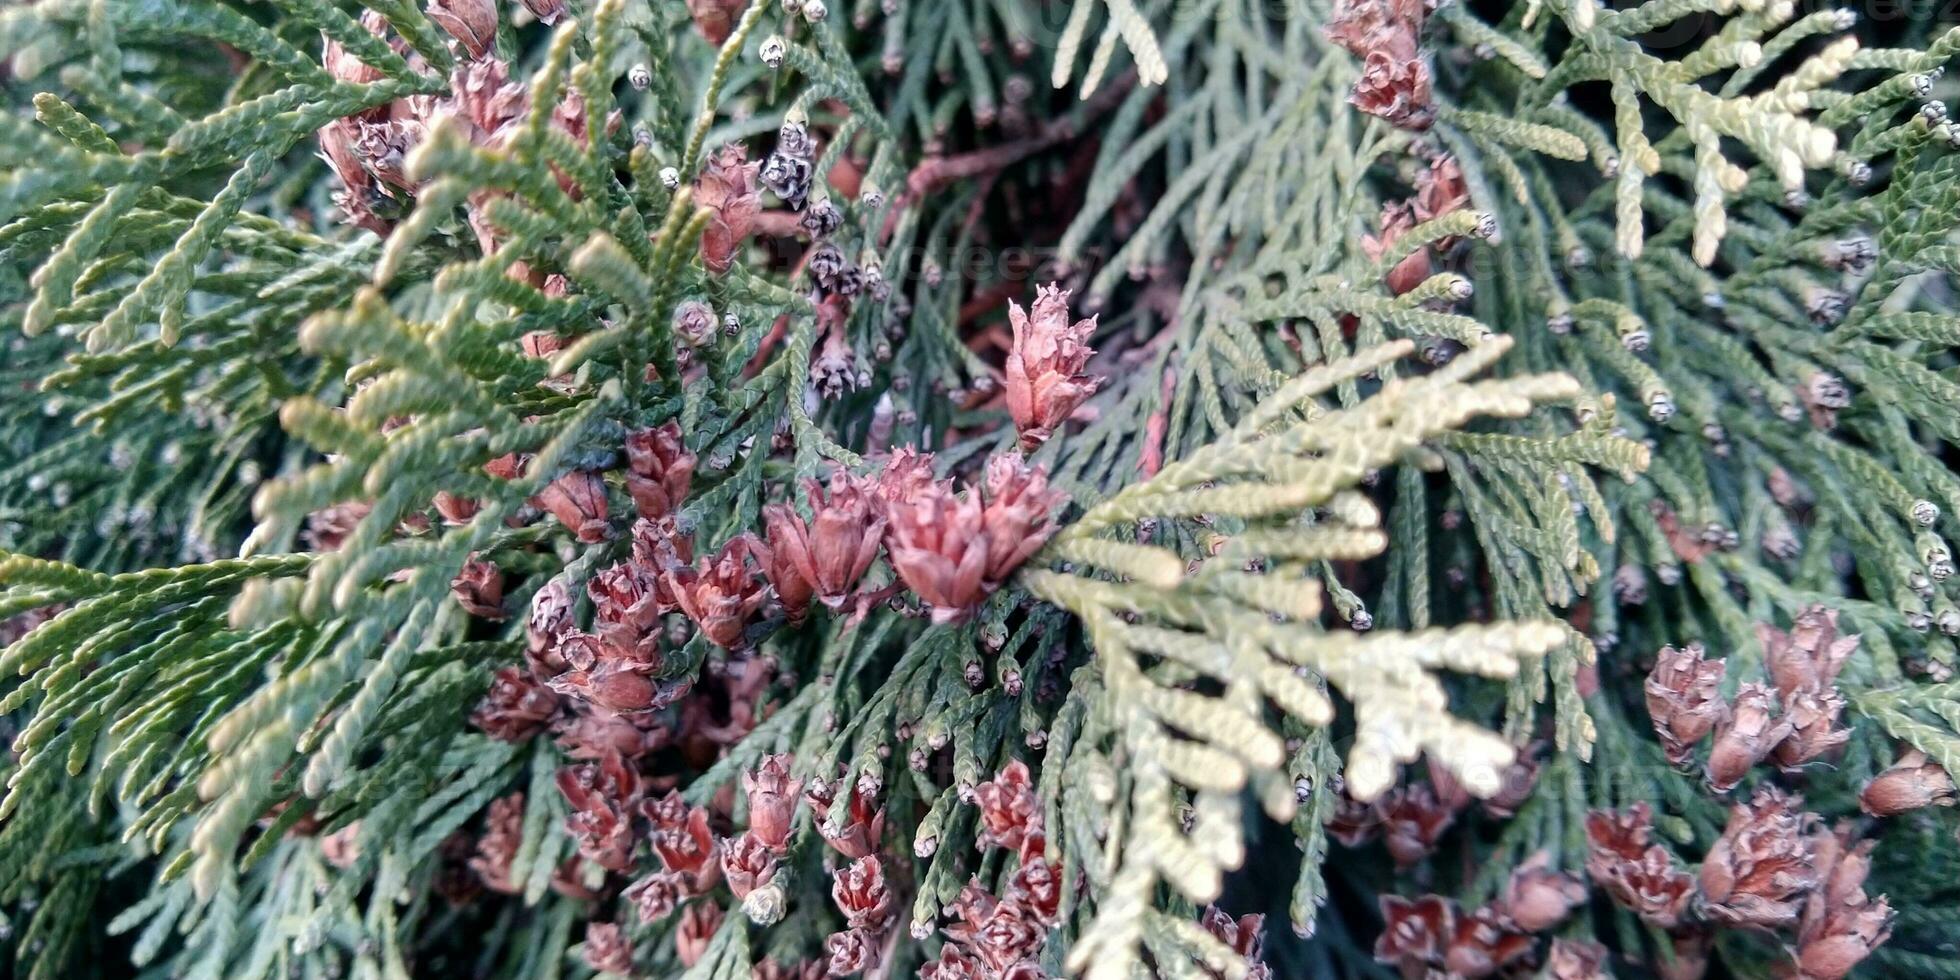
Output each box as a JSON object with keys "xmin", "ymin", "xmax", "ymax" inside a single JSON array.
[
  {"xmin": 628, "ymin": 63, "xmax": 652, "ymax": 90},
  {"xmin": 802, "ymin": 0, "xmax": 827, "ymax": 21},
  {"xmin": 1446, "ymin": 277, "xmax": 1473, "ymax": 301},
  {"xmin": 759, "ymin": 36, "xmax": 787, "ymax": 69},
  {"xmin": 1473, "ymin": 213, "xmax": 1499, "ymax": 239},
  {"xmin": 658, "ymin": 166, "xmax": 680, "ymax": 190},
  {"xmin": 1914, "ymin": 500, "xmax": 1940, "ymax": 527},
  {"xmin": 1350, "ymin": 609, "xmax": 1373, "ymax": 631},
  {"xmin": 1646, "ymin": 391, "xmax": 1675, "ymax": 422}
]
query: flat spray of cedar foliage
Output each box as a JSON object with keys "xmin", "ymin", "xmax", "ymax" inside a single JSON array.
[{"xmin": 3, "ymin": 1, "xmax": 1960, "ymax": 978}]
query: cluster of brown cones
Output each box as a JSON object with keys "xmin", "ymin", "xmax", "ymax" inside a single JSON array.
[{"xmin": 1584, "ymin": 791, "xmax": 1894, "ymax": 980}]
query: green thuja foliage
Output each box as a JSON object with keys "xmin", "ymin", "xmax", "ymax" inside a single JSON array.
[{"xmin": 3, "ymin": 0, "xmax": 1960, "ymax": 978}]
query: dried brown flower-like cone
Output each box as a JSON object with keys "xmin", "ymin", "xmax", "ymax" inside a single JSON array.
[
  {"xmin": 942, "ymin": 884, "xmax": 1047, "ymax": 977},
  {"xmin": 918, "ymin": 943, "xmax": 982, "ymax": 980},
  {"xmin": 533, "ymin": 469, "xmax": 611, "ymax": 543},
  {"xmin": 624, "ymin": 869, "xmax": 685, "ymax": 922},
  {"xmin": 1200, "ymin": 906, "xmax": 1272, "ymax": 980},
  {"xmin": 1698, "ymin": 786, "xmax": 1819, "ymax": 930},
  {"xmin": 719, "ymin": 831, "xmax": 779, "ymax": 900},
  {"xmin": 1583, "ymin": 805, "xmax": 1696, "ymax": 929},
  {"xmin": 1323, "ymin": 0, "xmax": 1427, "ymax": 62},
  {"xmin": 675, "ymin": 901, "xmax": 725, "ymax": 968},
  {"xmin": 973, "ymin": 759, "xmax": 1041, "ymax": 853},
  {"xmin": 1360, "ymin": 202, "xmax": 1434, "ymax": 296},
  {"xmin": 1382, "ymin": 784, "xmax": 1457, "ymax": 870},
  {"xmin": 587, "ymin": 559, "xmax": 667, "ymax": 663},
  {"xmin": 1004, "ymin": 284, "xmax": 1101, "ymax": 450},
  {"xmin": 1544, "ymin": 939, "xmax": 1611, "ymax": 980},
  {"xmin": 1786, "ymin": 823, "xmax": 1893, "ymax": 980},
  {"xmin": 1762, "ymin": 606, "xmax": 1860, "ymax": 697},
  {"xmin": 884, "ymin": 478, "xmax": 991, "ymax": 623},
  {"xmin": 581, "ymin": 921, "xmax": 633, "ymax": 975},
  {"xmin": 1415, "ymin": 155, "xmax": 1469, "ymax": 222},
  {"xmin": 686, "ymin": 0, "xmax": 748, "ymax": 44},
  {"xmin": 643, "ymin": 792, "xmax": 722, "ymax": 891},
  {"xmin": 979, "ymin": 454, "xmax": 1067, "ymax": 586},
  {"xmin": 1660, "ymin": 929, "xmax": 1713, "ymax": 980},
  {"xmin": 1859, "ymin": 747, "xmax": 1957, "ymax": 816},
  {"xmin": 1373, "ymin": 894, "xmax": 1454, "ymax": 979},
  {"xmin": 1329, "ymin": 790, "xmax": 1387, "ymax": 847},
  {"xmin": 520, "ymin": 0, "xmax": 567, "ymax": 26},
  {"xmin": 426, "ymin": 0, "xmax": 497, "ymax": 59},
  {"xmin": 450, "ymin": 556, "xmax": 506, "ymax": 619},
  {"xmin": 1478, "ymin": 746, "xmax": 1542, "ymax": 819},
  {"xmin": 1444, "ymin": 905, "xmax": 1535, "ymax": 979},
  {"xmin": 742, "ymin": 754, "xmax": 804, "ymax": 853},
  {"xmin": 757, "ymin": 504, "xmax": 817, "ymax": 625},
  {"xmin": 1772, "ymin": 685, "xmax": 1849, "ymax": 772},
  {"xmin": 525, "ymin": 571, "xmax": 573, "ymax": 653},
  {"xmin": 552, "ymin": 711, "xmax": 668, "ymax": 762},
  {"xmin": 303, "ymin": 501, "xmax": 372, "ymax": 552},
  {"xmin": 871, "ymin": 447, "xmax": 936, "ymax": 505},
  {"xmin": 471, "ymin": 666, "xmax": 560, "ymax": 741},
  {"xmin": 754, "ymin": 958, "xmax": 829, "ymax": 980},
  {"xmin": 760, "ymin": 471, "xmax": 887, "ymax": 619},
  {"xmin": 432, "ymin": 490, "xmax": 481, "ymax": 525},
  {"xmin": 696, "ymin": 144, "xmax": 762, "ymax": 275},
  {"xmin": 1645, "ymin": 643, "xmax": 1729, "ymax": 764},
  {"xmin": 469, "ymin": 793, "xmax": 526, "ymax": 894},
  {"xmin": 807, "ymin": 775, "xmax": 887, "ymax": 860},
  {"xmin": 1498, "ymin": 850, "xmax": 1587, "ymax": 933},
  {"xmin": 544, "ymin": 631, "xmax": 685, "ymax": 716},
  {"xmin": 1705, "ymin": 682, "xmax": 1794, "ymax": 792},
  {"xmin": 1007, "ymin": 850, "xmax": 1063, "ymax": 925},
  {"xmin": 822, "ymin": 926, "xmax": 883, "ymax": 977},
  {"xmin": 554, "ymin": 753, "xmax": 643, "ymax": 872},
  {"xmin": 624, "ymin": 422, "xmax": 696, "ymax": 520},
  {"xmin": 631, "ymin": 515, "xmax": 696, "ymax": 574},
  {"xmin": 663, "ymin": 536, "xmax": 771, "ymax": 650},
  {"xmin": 1350, "ymin": 52, "xmax": 1435, "ymax": 130},
  {"xmin": 831, "ymin": 855, "xmax": 894, "ymax": 930}
]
